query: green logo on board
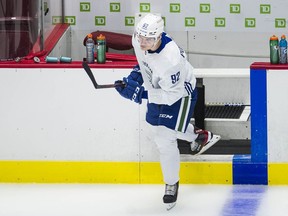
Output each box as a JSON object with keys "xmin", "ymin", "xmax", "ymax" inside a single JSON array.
[
  {"xmin": 275, "ymin": 18, "xmax": 286, "ymax": 28},
  {"xmin": 245, "ymin": 18, "xmax": 256, "ymax": 28},
  {"xmin": 200, "ymin": 4, "xmax": 210, "ymax": 13},
  {"xmin": 95, "ymin": 16, "xmax": 106, "ymax": 26},
  {"xmin": 52, "ymin": 16, "xmax": 62, "ymax": 25},
  {"xmin": 65, "ymin": 16, "xmax": 76, "ymax": 25},
  {"xmin": 260, "ymin": 4, "xmax": 271, "ymax": 14},
  {"xmin": 215, "ymin": 18, "xmax": 225, "ymax": 27},
  {"xmin": 110, "ymin": 3, "xmax": 120, "ymax": 12},
  {"xmin": 80, "ymin": 2, "xmax": 90, "ymax": 12},
  {"xmin": 125, "ymin": 17, "xmax": 135, "ymax": 26},
  {"xmin": 185, "ymin": 17, "xmax": 196, "ymax": 27},
  {"xmin": 170, "ymin": 3, "xmax": 180, "ymax": 13},
  {"xmin": 230, "ymin": 4, "xmax": 240, "ymax": 14},
  {"xmin": 140, "ymin": 3, "xmax": 150, "ymax": 12}
]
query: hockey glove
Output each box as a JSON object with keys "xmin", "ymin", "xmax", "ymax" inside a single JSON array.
[
  {"xmin": 127, "ymin": 65, "xmax": 144, "ymax": 85},
  {"xmin": 115, "ymin": 78, "xmax": 146, "ymax": 104}
]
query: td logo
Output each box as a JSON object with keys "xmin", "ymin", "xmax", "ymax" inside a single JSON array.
[
  {"xmin": 110, "ymin": 3, "xmax": 120, "ymax": 12},
  {"xmin": 200, "ymin": 4, "xmax": 210, "ymax": 13},
  {"xmin": 140, "ymin": 3, "xmax": 150, "ymax": 12},
  {"xmin": 215, "ymin": 18, "xmax": 225, "ymax": 27},
  {"xmin": 275, "ymin": 19, "xmax": 286, "ymax": 28},
  {"xmin": 170, "ymin": 3, "xmax": 180, "ymax": 13},
  {"xmin": 80, "ymin": 2, "xmax": 90, "ymax": 12},
  {"xmin": 125, "ymin": 17, "xmax": 135, "ymax": 26},
  {"xmin": 260, "ymin": 4, "xmax": 271, "ymax": 14},
  {"xmin": 245, "ymin": 18, "xmax": 256, "ymax": 28},
  {"xmin": 52, "ymin": 16, "xmax": 62, "ymax": 25},
  {"xmin": 95, "ymin": 16, "xmax": 106, "ymax": 26},
  {"xmin": 230, "ymin": 4, "xmax": 240, "ymax": 14},
  {"xmin": 185, "ymin": 17, "xmax": 196, "ymax": 27},
  {"xmin": 65, "ymin": 16, "xmax": 76, "ymax": 25}
]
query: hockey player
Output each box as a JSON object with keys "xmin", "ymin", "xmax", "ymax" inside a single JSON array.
[{"xmin": 114, "ymin": 13, "xmax": 220, "ymax": 210}]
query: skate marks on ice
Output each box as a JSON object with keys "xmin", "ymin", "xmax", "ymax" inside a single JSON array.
[
  {"xmin": 0, "ymin": 184, "xmax": 171, "ymax": 216},
  {"xmin": 0, "ymin": 184, "xmax": 234, "ymax": 216},
  {"xmin": 1, "ymin": 184, "xmax": 288, "ymax": 216}
]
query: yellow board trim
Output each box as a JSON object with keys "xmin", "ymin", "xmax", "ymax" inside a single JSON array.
[
  {"xmin": 0, "ymin": 161, "xmax": 140, "ymax": 183},
  {"xmin": 0, "ymin": 161, "xmax": 232, "ymax": 184},
  {"xmin": 268, "ymin": 163, "xmax": 288, "ymax": 185},
  {"xmin": 180, "ymin": 162, "xmax": 232, "ymax": 184},
  {"xmin": 140, "ymin": 162, "xmax": 232, "ymax": 184}
]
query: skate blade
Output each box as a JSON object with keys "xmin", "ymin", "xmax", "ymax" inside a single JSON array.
[
  {"xmin": 195, "ymin": 135, "xmax": 221, "ymax": 155},
  {"xmin": 166, "ymin": 202, "xmax": 176, "ymax": 211}
]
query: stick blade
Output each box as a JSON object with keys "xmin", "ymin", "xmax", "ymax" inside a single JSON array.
[{"xmin": 82, "ymin": 61, "xmax": 99, "ymax": 89}]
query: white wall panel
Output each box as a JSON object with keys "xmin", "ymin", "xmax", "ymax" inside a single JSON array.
[
  {"xmin": 0, "ymin": 68, "xmax": 140, "ymax": 161},
  {"xmin": 0, "ymin": 67, "xmax": 252, "ymax": 162},
  {"xmin": 267, "ymin": 70, "xmax": 288, "ymax": 163}
]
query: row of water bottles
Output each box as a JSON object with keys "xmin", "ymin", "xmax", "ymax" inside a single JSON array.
[
  {"xmin": 85, "ymin": 33, "xmax": 106, "ymax": 64},
  {"xmin": 270, "ymin": 35, "xmax": 287, "ymax": 64}
]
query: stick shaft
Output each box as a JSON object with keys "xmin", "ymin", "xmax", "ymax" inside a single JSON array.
[
  {"xmin": 96, "ymin": 84, "xmax": 117, "ymax": 89},
  {"xmin": 82, "ymin": 62, "xmax": 99, "ymax": 89},
  {"xmin": 82, "ymin": 61, "xmax": 126, "ymax": 89}
]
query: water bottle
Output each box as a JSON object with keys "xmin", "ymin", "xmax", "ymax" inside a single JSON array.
[
  {"xmin": 270, "ymin": 35, "xmax": 279, "ymax": 64},
  {"xmin": 96, "ymin": 34, "xmax": 106, "ymax": 64},
  {"xmin": 86, "ymin": 33, "xmax": 95, "ymax": 64},
  {"xmin": 279, "ymin": 35, "xmax": 287, "ymax": 64}
]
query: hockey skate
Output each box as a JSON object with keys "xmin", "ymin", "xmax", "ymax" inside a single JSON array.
[
  {"xmin": 163, "ymin": 181, "xmax": 179, "ymax": 210},
  {"xmin": 190, "ymin": 128, "xmax": 221, "ymax": 155}
]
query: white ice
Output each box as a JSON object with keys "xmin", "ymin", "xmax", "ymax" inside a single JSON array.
[{"xmin": 0, "ymin": 183, "xmax": 288, "ymax": 216}]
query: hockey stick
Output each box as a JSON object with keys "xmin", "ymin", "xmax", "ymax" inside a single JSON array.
[{"xmin": 82, "ymin": 61, "xmax": 126, "ymax": 89}]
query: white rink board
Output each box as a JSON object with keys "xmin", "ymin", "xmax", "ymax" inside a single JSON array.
[
  {"xmin": 0, "ymin": 68, "xmax": 250, "ymax": 162},
  {"xmin": 267, "ymin": 69, "xmax": 288, "ymax": 163},
  {"xmin": 0, "ymin": 68, "xmax": 140, "ymax": 161}
]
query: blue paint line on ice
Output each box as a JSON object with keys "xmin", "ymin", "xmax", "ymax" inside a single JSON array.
[{"xmin": 221, "ymin": 185, "xmax": 267, "ymax": 216}]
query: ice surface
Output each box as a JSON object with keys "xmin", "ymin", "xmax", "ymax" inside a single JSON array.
[{"xmin": 0, "ymin": 183, "xmax": 288, "ymax": 216}]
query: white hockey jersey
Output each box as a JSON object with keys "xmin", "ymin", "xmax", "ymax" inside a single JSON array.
[{"xmin": 132, "ymin": 32, "xmax": 196, "ymax": 106}]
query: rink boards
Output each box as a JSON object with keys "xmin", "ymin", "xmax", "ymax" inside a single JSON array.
[
  {"xmin": 0, "ymin": 159, "xmax": 287, "ymax": 184},
  {"xmin": 0, "ymin": 67, "xmax": 287, "ymax": 185}
]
